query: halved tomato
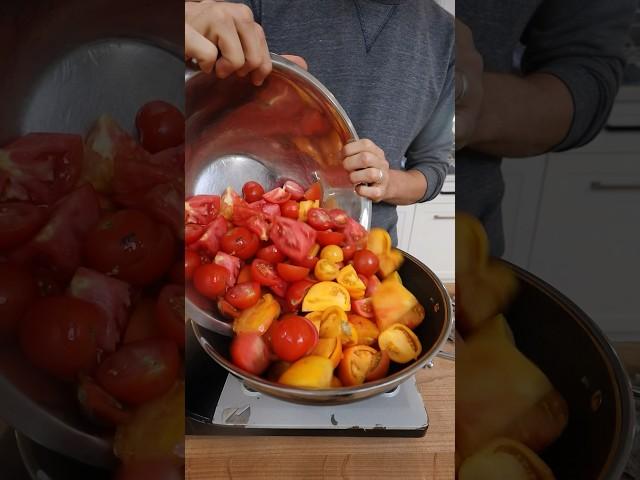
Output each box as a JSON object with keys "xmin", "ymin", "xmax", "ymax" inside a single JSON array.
[
  {"xmin": 269, "ymin": 216, "xmax": 317, "ymax": 263},
  {"xmin": 185, "ymin": 249, "xmax": 201, "ymax": 281},
  {"xmin": 237, "ymin": 264, "xmax": 252, "ymax": 284},
  {"xmin": 217, "ymin": 298, "xmax": 241, "ymax": 320},
  {"xmin": 307, "ymin": 208, "xmax": 332, "ymax": 231},
  {"xmin": 78, "ymin": 376, "xmax": 131, "ymax": 426},
  {"xmin": 365, "ymin": 350, "xmax": 390, "ymax": 381},
  {"xmin": 303, "ymin": 182, "xmax": 323, "ymax": 201},
  {"xmin": 341, "ymin": 244, "xmax": 356, "ymax": 261},
  {"xmin": 225, "ymin": 281, "xmax": 261, "ymax": 310},
  {"xmin": 135, "ymin": 100, "xmax": 185, "ymax": 153},
  {"xmin": 263, "ymin": 187, "xmax": 291, "ymax": 204},
  {"xmin": 328, "ymin": 209, "xmax": 349, "ymax": 229},
  {"xmin": 284, "ymin": 279, "xmax": 315, "ymax": 312},
  {"xmin": 242, "ymin": 181, "xmax": 265, "ymax": 203},
  {"xmin": 220, "ymin": 227, "xmax": 259, "ymax": 260},
  {"xmin": 276, "ymin": 263, "xmax": 309, "ymax": 282},
  {"xmin": 193, "ymin": 263, "xmax": 229, "ymax": 298},
  {"xmin": 337, "ymin": 345, "xmax": 377, "ymax": 386},
  {"xmin": 316, "ymin": 230, "xmax": 344, "ymax": 247},
  {"xmin": 283, "ymin": 180, "xmax": 305, "ymax": 200},
  {"xmin": 269, "ymin": 276, "xmax": 289, "ymax": 298},
  {"xmin": 352, "ymin": 298, "xmax": 374, "ymax": 318},
  {"xmin": 251, "ymin": 258, "xmax": 281, "ymax": 287},
  {"xmin": 0, "ymin": 203, "xmax": 47, "ymax": 251},
  {"xmin": 378, "ymin": 324, "xmax": 422, "ymax": 363},
  {"xmin": 256, "ymin": 244, "xmax": 286, "ymax": 264},
  {"xmin": 270, "ymin": 315, "xmax": 318, "ymax": 362}
]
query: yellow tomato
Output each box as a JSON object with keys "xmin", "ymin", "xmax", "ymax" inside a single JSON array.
[
  {"xmin": 308, "ymin": 243, "xmax": 320, "ymax": 257},
  {"xmin": 340, "ymin": 321, "xmax": 359, "ymax": 347},
  {"xmin": 378, "ymin": 248, "xmax": 404, "ymax": 277},
  {"xmin": 336, "ymin": 264, "xmax": 366, "ymax": 299},
  {"xmin": 233, "ymin": 294, "xmax": 281, "ymax": 335},
  {"xmin": 320, "ymin": 245, "xmax": 344, "ymax": 263},
  {"xmin": 301, "ymin": 281, "xmax": 350, "ymax": 312},
  {"xmin": 278, "ymin": 356, "xmax": 333, "ymax": 389},
  {"xmin": 348, "ymin": 314, "xmax": 380, "ymax": 346},
  {"xmin": 378, "ymin": 324, "xmax": 422, "ymax": 363},
  {"xmin": 298, "ymin": 199, "xmax": 320, "ymax": 222},
  {"xmin": 314, "ymin": 259, "xmax": 339, "ymax": 281},
  {"xmin": 311, "ymin": 337, "xmax": 343, "ymax": 368},
  {"xmin": 318, "ymin": 306, "xmax": 347, "ymax": 338},
  {"xmin": 385, "ymin": 271, "xmax": 403, "ymax": 285},
  {"xmin": 372, "ymin": 281, "xmax": 424, "ymax": 331},
  {"xmin": 305, "ymin": 311, "xmax": 323, "ymax": 333},
  {"xmin": 366, "ymin": 228, "xmax": 392, "ymax": 257}
]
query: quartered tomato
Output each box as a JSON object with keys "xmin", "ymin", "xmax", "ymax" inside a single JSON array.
[
  {"xmin": 225, "ymin": 281, "xmax": 261, "ymax": 310},
  {"xmin": 251, "ymin": 258, "xmax": 281, "ymax": 287},
  {"xmin": 269, "ymin": 216, "xmax": 317, "ymax": 263},
  {"xmin": 245, "ymin": 214, "xmax": 270, "ymax": 241},
  {"xmin": 281, "ymin": 200, "xmax": 299, "ymax": 219},
  {"xmin": 233, "ymin": 293, "xmax": 280, "ymax": 335},
  {"xmin": 337, "ymin": 264, "xmax": 366, "ymax": 299},
  {"xmin": 263, "ymin": 187, "xmax": 291, "ymax": 204},
  {"xmin": 230, "ymin": 333, "xmax": 271, "ymax": 375},
  {"xmin": 270, "ymin": 315, "xmax": 318, "ymax": 362},
  {"xmin": 353, "ymin": 249, "xmax": 379, "ymax": 277},
  {"xmin": 242, "ymin": 181, "xmax": 265, "ymax": 203},
  {"xmin": 316, "ymin": 230, "xmax": 344, "ymax": 247},
  {"xmin": 20, "ymin": 296, "xmax": 101, "ymax": 381},
  {"xmin": 352, "ymin": 297, "xmax": 374, "ymax": 318},
  {"xmin": 78, "ymin": 376, "xmax": 131, "ymax": 426},
  {"xmin": 284, "ymin": 279, "xmax": 315, "ymax": 312},
  {"xmin": 283, "ymin": 180, "xmax": 305, "ymax": 200},
  {"xmin": 372, "ymin": 281, "xmax": 424, "ymax": 330},
  {"xmin": 302, "ymin": 281, "xmax": 351, "ymax": 312},
  {"xmin": 348, "ymin": 315, "xmax": 380, "ymax": 347},
  {"xmin": 185, "ymin": 223, "xmax": 205, "ymax": 245},
  {"xmin": 220, "ymin": 227, "xmax": 259, "ymax": 260},
  {"xmin": 184, "ymin": 249, "xmax": 201, "ymax": 280},
  {"xmin": 303, "ymin": 181, "xmax": 323, "ymax": 201},
  {"xmin": 0, "ymin": 264, "xmax": 37, "ymax": 339},
  {"xmin": 192, "ymin": 263, "xmax": 229, "ymax": 298},
  {"xmin": 188, "ymin": 216, "xmax": 228, "ymax": 256},
  {"xmin": 306, "ymin": 208, "xmax": 332, "ymax": 231},
  {"xmin": 328, "ymin": 209, "xmax": 349, "ymax": 229},
  {"xmin": 278, "ymin": 355, "xmax": 333, "ymax": 388},
  {"xmin": 156, "ymin": 284, "xmax": 185, "ymax": 349},
  {"xmin": 311, "ymin": 337, "xmax": 342, "ymax": 368},
  {"xmin": 337, "ymin": 345, "xmax": 378, "ymax": 386},
  {"xmin": 276, "ymin": 263, "xmax": 309, "ymax": 282},
  {"xmin": 378, "ymin": 324, "xmax": 422, "ymax": 363},
  {"xmin": 0, "ymin": 203, "xmax": 47, "ymax": 251},
  {"xmin": 96, "ymin": 339, "xmax": 180, "ymax": 405},
  {"xmin": 135, "ymin": 101, "xmax": 185, "ymax": 153},
  {"xmin": 185, "ymin": 195, "xmax": 220, "ymax": 225},
  {"xmin": 261, "ymin": 202, "xmax": 281, "ymax": 217}
]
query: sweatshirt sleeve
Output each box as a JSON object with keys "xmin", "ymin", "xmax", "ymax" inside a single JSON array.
[
  {"xmin": 404, "ymin": 46, "xmax": 454, "ymax": 203},
  {"xmin": 521, "ymin": 0, "xmax": 635, "ymax": 151}
]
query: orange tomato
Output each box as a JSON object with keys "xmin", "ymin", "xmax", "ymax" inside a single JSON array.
[
  {"xmin": 378, "ymin": 324, "xmax": 422, "ymax": 363},
  {"xmin": 233, "ymin": 293, "xmax": 281, "ymax": 335},
  {"xmin": 318, "ymin": 306, "xmax": 347, "ymax": 338},
  {"xmin": 372, "ymin": 281, "xmax": 424, "ymax": 331},
  {"xmin": 278, "ymin": 356, "xmax": 333, "ymax": 388},
  {"xmin": 311, "ymin": 337, "xmax": 342, "ymax": 368},
  {"xmin": 336, "ymin": 265, "xmax": 366, "ymax": 299},
  {"xmin": 301, "ymin": 281, "xmax": 350, "ymax": 312},
  {"xmin": 365, "ymin": 350, "xmax": 390, "ymax": 381},
  {"xmin": 337, "ymin": 345, "xmax": 378, "ymax": 386},
  {"xmin": 348, "ymin": 314, "xmax": 380, "ymax": 346},
  {"xmin": 366, "ymin": 228, "xmax": 404, "ymax": 277},
  {"xmin": 314, "ymin": 259, "xmax": 339, "ymax": 281}
]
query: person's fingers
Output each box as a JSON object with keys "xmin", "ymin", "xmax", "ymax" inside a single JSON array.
[
  {"xmin": 281, "ymin": 54, "xmax": 308, "ymax": 70},
  {"xmin": 356, "ymin": 184, "xmax": 385, "ymax": 202},
  {"xmin": 343, "ymin": 151, "xmax": 385, "ymax": 172},
  {"xmin": 234, "ymin": 19, "xmax": 263, "ymax": 78},
  {"xmin": 214, "ymin": 19, "xmax": 245, "ymax": 79},
  {"xmin": 349, "ymin": 167, "xmax": 385, "ymax": 185},
  {"xmin": 240, "ymin": 23, "xmax": 272, "ymax": 85},
  {"xmin": 185, "ymin": 23, "xmax": 219, "ymax": 74},
  {"xmin": 342, "ymin": 138, "xmax": 384, "ymax": 158}
]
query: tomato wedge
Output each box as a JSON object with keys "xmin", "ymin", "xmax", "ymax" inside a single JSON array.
[
  {"xmin": 263, "ymin": 187, "xmax": 291, "ymax": 204},
  {"xmin": 316, "ymin": 230, "xmax": 344, "ymax": 247},
  {"xmin": 283, "ymin": 180, "xmax": 305, "ymax": 200},
  {"xmin": 352, "ymin": 297, "xmax": 374, "ymax": 318},
  {"xmin": 276, "ymin": 263, "xmax": 310, "ymax": 282},
  {"xmin": 269, "ymin": 216, "xmax": 317, "ymax": 263},
  {"xmin": 185, "ymin": 195, "xmax": 220, "ymax": 225},
  {"xmin": 0, "ymin": 202, "xmax": 47, "ymax": 251},
  {"xmin": 251, "ymin": 258, "xmax": 282, "ymax": 287},
  {"xmin": 342, "ymin": 217, "xmax": 368, "ymax": 248},
  {"xmin": 303, "ymin": 182, "xmax": 323, "ymax": 201}
]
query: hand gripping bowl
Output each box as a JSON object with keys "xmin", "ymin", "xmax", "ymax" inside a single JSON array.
[{"xmin": 185, "ymin": 54, "xmax": 454, "ymax": 404}]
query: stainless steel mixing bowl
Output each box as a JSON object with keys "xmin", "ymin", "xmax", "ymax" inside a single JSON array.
[{"xmin": 185, "ymin": 53, "xmax": 372, "ymax": 336}]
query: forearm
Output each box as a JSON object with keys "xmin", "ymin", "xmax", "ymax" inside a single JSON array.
[
  {"xmin": 385, "ymin": 169, "xmax": 428, "ymax": 205},
  {"xmin": 468, "ymin": 72, "xmax": 574, "ymax": 157}
]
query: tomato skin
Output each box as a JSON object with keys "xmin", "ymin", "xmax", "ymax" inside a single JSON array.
[
  {"xmin": 316, "ymin": 230, "xmax": 345, "ymax": 247},
  {"xmin": 185, "ymin": 249, "xmax": 201, "ymax": 281},
  {"xmin": 365, "ymin": 351, "xmax": 390, "ymax": 381},
  {"xmin": 256, "ymin": 244, "xmax": 286, "ymax": 264},
  {"xmin": 342, "ymin": 217, "xmax": 368, "ymax": 249},
  {"xmin": 185, "ymin": 195, "xmax": 220, "ymax": 225},
  {"xmin": 220, "ymin": 227, "xmax": 260, "ymax": 260},
  {"xmin": 78, "ymin": 376, "xmax": 131, "ymax": 426},
  {"xmin": 281, "ymin": 200, "xmax": 300, "ymax": 219},
  {"xmin": 306, "ymin": 208, "xmax": 332, "ymax": 231},
  {"xmin": 276, "ymin": 263, "xmax": 310, "ymax": 282},
  {"xmin": 193, "ymin": 263, "xmax": 229, "ymax": 298},
  {"xmin": 20, "ymin": 296, "xmax": 100, "ymax": 381},
  {"xmin": 303, "ymin": 182, "xmax": 323, "ymax": 201},
  {"xmin": 135, "ymin": 101, "xmax": 185, "ymax": 153},
  {"xmin": 320, "ymin": 245, "xmax": 344, "ymax": 263},
  {"xmin": 270, "ymin": 316, "xmax": 318, "ymax": 362},
  {"xmin": 225, "ymin": 281, "xmax": 261, "ymax": 310},
  {"xmin": 263, "ymin": 187, "xmax": 291, "ymax": 204},
  {"xmin": 269, "ymin": 216, "xmax": 317, "ymax": 263},
  {"xmin": 96, "ymin": 339, "xmax": 180, "ymax": 406},
  {"xmin": 328, "ymin": 209, "xmax": 349, "ymax": 229},
  {"xmin": 242, "ymin": 181, "xmax": 265, "ymax": 203},
  {"xmin": 251, "ymin": 258, "xmax": 281, "ymax": 287},
  {"xmin": 0, "ymin": 264, "xmax": 38, "ymax": 339},
  {"xmin": 352, "ymin": 298, "xmax": 374, "ymax": 318},
  {"xmin": 0, "ymin": 203, "xmax": 47, "ymax": 251},
  {"xmin": 353, "ymin": 249, "xmax": 380, "ymax": 277},
  {"xmin": 283, "ymin": 180, "xmax": 305, "ymax": 200},
  {"xmin": 230, "ymin": 333, "xmax": 271, "ymax": 375},
  {"xmin": 284, "ymin": 279, "xmax": 315, "ymax": 312},
  {"xmin": 156, "ymin": 285, "xmax": 185, "ymax": 349},
  {"xmin": 217, "ymin": 298, "xmax": 241, "ymax": 320},
  {"xmin": 237, "ymin": 264, "xmax": 252, "ymax": 284},
  {"xmin": 342, "ymin": 244, "xmax": 356, "ymax": 261}
]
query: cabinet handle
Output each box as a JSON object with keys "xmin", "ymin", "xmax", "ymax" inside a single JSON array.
[
  {"xmin": 433, "ymin": 214, "xmax": 455, "ymax": 220},
  {"xmin": 590, "ymin": 181, "xmax": 640, "ymax": 191}
]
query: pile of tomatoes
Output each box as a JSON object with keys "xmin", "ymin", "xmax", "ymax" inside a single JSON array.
[
  {"xmin": 185, "ymin": 179, "xmax": 426, "ymax": 389},
  {"xmin": 0, "ymin": 101, "xmax": 185, "ymax": 478}
]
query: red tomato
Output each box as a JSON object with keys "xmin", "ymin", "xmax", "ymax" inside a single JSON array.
[
  {"xmin": 263, "ymin": 187, "xmax": 291, "ymax": 204},
  {"xmin": 230, "ymin": 333, "xmax": 271, "ymax": 375},
  {"xmin": 85, "ymin": 209, "xmax": 175, "ymax": 286},
  {"xmin": 343, "ymin": 217, "xmax": 368, "ymax": 249},
  {"xmin": 352, "ymin": 298, "xmax": 374, "ymax": 318},
  {"xmin": 284, "ymin": 279, "xmax": 315, "ymax": 312},
  {"xmin": 0, "ymin": 133, "xmax": 83, "ymax": 205},
  {"xmin": 261, "ymin": 202, "xmax": 281, "ymax": 217},
  {"xmin": 276, "ymin": 263, "xmax": 310, "ymax": 282},
  {"xmin": 213, "ymin": 252, "xmax": 241, "ymax": 286},
  {"xmin": 96, "ymin": 339, "xmax": 180, "ymax": 405},
  {"xmin": 328, "ymin": 209, "xmax": 349, "ymax": 229},
  {"xmin": 269, "ymin": 216, "xmax": 317, "ymax": 263},
  {"xmin": 78, "ymin": 376, "xmax": 131, "ymax": 426},
  {"xmin": 20, "ymin": 296, "xmax": 100, "ymax": 381},
  {"xmin": 366, "ymin": 274, "xmax": 381, "ymax": 297},
  {"xmin": 270, "ymin": 316, "xmax": 318, "ymax": 362},
  {"xmin": 283, "ymin": 180, "xmax": 305, "ymax": 200},
  {"xmin": 0, "ymin": 203, "xmax": 47, "ymax": 251},
  {"xmin": 353, "ymin": 249, "xmax": 380, "ymax": 277},
  {"xmin": 306, "ymin": 208, "xmax": 332, "ymax": 231},
  {"xmin": 342, "ymin": 244, "xmax": 356, "ymax": 261},
  {"xmin": 316, "ymin": 230, "xmax": 345, "ymax": 247},
  {"xmin": 220, "ymin": 227, "xmax": 259, "ymax": 260},
  {"xmin": 303, "ymin": 182, "xmax": 323, "ymax": 201},
  {"xmin": 135, "ymin": 101, "xmax": 185, "ymax": 153},
  {"xmin": 245, "ymin": 214, "xmax": 270, "ymax": 241},
  {"xmin": 256, "ymin": 244, "xmax": 286, "ymax": 264},
  {"xmin": 225, "ymin": 281, "xmax": 261, "ymax": 309},
  {"xmin": 268, "ymin": 276, "xmax": 289, "ymax": 298},
  {"xmin": 189, "ymin": 216, "xmax": 228, "ymax": 255},
  {"xmin": 185, "ymin": 223, "xmax": 206, "ymax": 245},
  {"xmin": 237, "ymin": 264, "xmax": 253, "ymax": 284},
  {"xmin": 185, "ymin": 195, "xmax": 220, "ymax": 225},
  {"xmin": 242, "ymin": 181, "xmax": 265, "ymax": 203},
  {"xmin": 217, "ymin": 298, "xmax": 241, "ymax": 320},
  {"xmin": 251, "ymin": 259, "xmax": 281, "ymax": 287},
  {"xmin": 292, "ymin": 252, "xmax": 319, "ymax": 269},
  {"xmin": 185, "ymin": 249, "xmax": 201, "ymax": 280},
  {"xmin": 281, "ymin": 200, "xmax": 299, "ymax": 219},
  {"xmin": 156, "ymin": 285, "xmax": 185, "ymax": 349},
  {"xmin": 193, "ymin": 264, "xmax": 229, "ymax": 298},
  {"xmin": 0, "ymin": 264, "xmax": 37, "ymax": 339}
]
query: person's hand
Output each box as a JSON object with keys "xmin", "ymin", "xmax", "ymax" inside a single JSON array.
[
  {"xmin": 185, "ymin": 1, "xmax": 271, "ymax": 85},
  {"xmin": 455, "ymin": 19, "xmax": 484, "ymax": 150},
  {"xmin": 342, "ymin": 139, "xmax": 392, "ymax": 203}
]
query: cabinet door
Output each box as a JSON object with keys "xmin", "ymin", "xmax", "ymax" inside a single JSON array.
[
  {"xmin": 528, "ymin": 154, "xmax": 640, "ymax": 339},
  {"xmin": 406, "ymin": 202, "xmax": 455, "ymax": 283},
  {"xmin": 396, "ymin": 204, "xmax": 415, "ymax": 252}
]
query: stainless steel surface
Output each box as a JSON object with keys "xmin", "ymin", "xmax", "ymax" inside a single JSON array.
[
  {"xmin": 191, "ymin": 251, "xmax": 453, "ymax": 405},
  {"xmin": 590, "ymin": 181, "xmax": 640, "ymax": 191},
  {"xmin": 185, "ymin": 53, "xmax": 372, "ymax": 337},
  {"xmin": 0, "ymin": 0, "xmax": 183, "ymax": 468}
]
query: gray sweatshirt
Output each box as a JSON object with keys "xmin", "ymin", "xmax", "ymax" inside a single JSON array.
[
  {"xmin": 456, "ymin": 0, "xmax": 635, "ymax": 255},
  {"xmin": 232, "ymin": 0, "xmax": 454, "ymax": 243}
]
